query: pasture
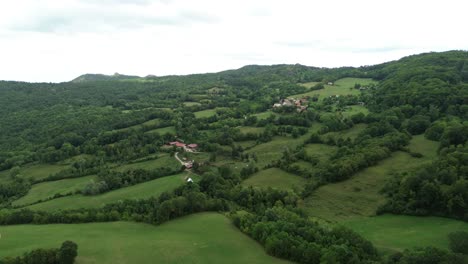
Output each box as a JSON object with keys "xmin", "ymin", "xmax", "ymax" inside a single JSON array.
[
  {"xmin": 115, "ymin": 155, "xmax": 181, "ymax": 172},
  {"xmin": 0, "ymin": 163, "xmax": 69, "ymax": 183},
  {"xmin": 344, "ymin": 214, "xmax": 468, "ymax": 253},
  {"xmin": 291, "ymin": 77, "xmax": 377, "ymax": 100},
  {"xmin": 27, "ymin": 173, "xmax": 190, "ymax": 211},
  {"xmin": 301, "ymin": 149, "xmax": 436, "ymax": 222},
  {"xmin": 0, "ymin": 213, "xmax": 289, "ymax": 264},
  {"xmin": 246, "ymin": 136, "xmax": 305, "ymax": 168},
  {"xmin": 12, "ymin": 175, "xmax": 98, "ymax": 207},
  {"xmin": 238, "ymin": 126, "xmax": 265, "ymax": 134},
  {"xmin": 194, "ymin": 109, "xmax": 217, "ymax": 118},
  {"xmin": 145, "ymin": 126, "xmax": 176, "ymax": 135},
  {"xmin": 242, "ymin": 168, "xmax": 306, "ymax": 190}
]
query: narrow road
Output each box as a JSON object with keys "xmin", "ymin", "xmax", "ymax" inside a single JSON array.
[{"xmin": 174, "ymin": 152, "xmax": 184, "ymax": 165}]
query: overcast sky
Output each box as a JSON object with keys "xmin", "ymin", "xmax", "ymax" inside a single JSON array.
[{"xmin": 0, "ymin": 0, "xmax": 467, "ymax": 83}]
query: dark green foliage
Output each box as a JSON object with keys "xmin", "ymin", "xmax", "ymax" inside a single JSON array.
[
  {"xmin": 0, "ymin": 241, "xmax": 78, "ymax": 264},
  {"xmin": 448, "ymin": 231, "xmax": 468, "ymax": 254}
]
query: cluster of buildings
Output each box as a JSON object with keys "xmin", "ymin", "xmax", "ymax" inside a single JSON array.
[
  {"xmin": 168, "ymin": 141, "xmax": 198, "ymax": 152},
  {"xmin": 272, "ymin": 97, "xmax": 309, "ymax": 113}
]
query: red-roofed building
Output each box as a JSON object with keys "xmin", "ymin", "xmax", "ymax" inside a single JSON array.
[
  {"xmin": 187, "ymin": 144, "xmax": 198, "ymax": 149},
  {"xmin": 169, "ymin": 141, "xmax": 186, "ymax": 148}
]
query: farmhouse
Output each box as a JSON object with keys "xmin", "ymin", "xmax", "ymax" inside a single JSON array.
[
  {"xmin": 272, "ymin": 97, "xmax": 309, "ymax": 112},
  {"xmin": 169, "ymin": 141, "xmax": 199, "ymax": 152}
]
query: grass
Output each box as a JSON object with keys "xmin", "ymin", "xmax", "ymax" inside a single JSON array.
[
  {"xmin": 253, "ymin": 111, "xmax": 277, "ymax": 120},
  {"xmin": 301, "ymin": 147, "xmax": 437, "ymax": 222},
  {"xmin": 341, "ymin": 105, "xmax": 369, "ymax": 118},
  {"xmin": 292, "ymin": 77, "xmax": 377, "ymax": 100},
  {"xmin": 322, "ymin": 123, "xmax": 368, "ymax": 141},
  {"xmin": 0, "ymin": 213, "xmax": 290, "ymax": 264},
  {"xmin": 115, "ymin": 155, "xmax": 181, "ymax": 172},
  {"xmin": 344, "ymin": 214, "xmax": 468, "ymax": 253},
  {"xmin": 183, "ymin": 102, "xmax": 201, "ymax": 107},
  {"xmin": 246, "ymin": 136, "xmax": 305, "ymax": 168},
  {"xmin": 27, "ymin": 173, "xmax": 190, "ymax": 211},
  {"xmin": 304, "ymin": 144, "xmax": 338, "ymax": 162},
  {"xmin": 298, "ymin": 81, "xmax": 319, "ymax": 88},
  {"xmin": 145, "ymin": 126, "xmax": 176, "ymax": 135},
  {"xmin": 238, "ymin": 126, "xmax": 265, "ymax": 134},
  {"xmin": 12, "ymin": 175, "xmax": 98, "ymax": 207},
  {"xmin": 194, "ymin": 109, "xmax": 217, "ymax": 118},
  {"xmin": 408, "ymin": 134, "xmax": 439, "ymax": 159},
  {"xmin": 114, "ymin": 118, "xmax": 161, "ymax": 132},
  {"xmin": 242, "ymin": 168, "xmax": 306, "ymax": 191},
  {"xmin": 0, "ymin": 163, "xmax": 69, "ymax": 183}
]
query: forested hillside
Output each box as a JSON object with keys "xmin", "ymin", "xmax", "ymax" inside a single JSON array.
[{"xmin": 0, "ymin": 50, "xmax": 467, "ymax": 264}]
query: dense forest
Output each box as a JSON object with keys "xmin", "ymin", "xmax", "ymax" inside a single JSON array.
[{"xmin": 0, "ymin": 50, "xmax": 467, "ymax": 263}]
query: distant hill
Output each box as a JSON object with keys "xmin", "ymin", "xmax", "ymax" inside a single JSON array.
[{"xmin": 71, "ymin": 73, "xmax": 141, "ymax": 82}]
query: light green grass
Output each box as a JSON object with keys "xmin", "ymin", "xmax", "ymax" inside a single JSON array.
[
  {"xmin": 341, "ymin": 105, "xmax": 369, "ymax": 118},
  {"xmin": 304, "ymin": 144, "xmax": 338, "ymax": 162},
  {"xmin": 0, "ymin": 213, "xmax": 290, "ymax": 264},
  {"xmin": 194, "ymin": 109, "xmax": 217, "ymax": 118},
  {"xmin": 408, "ymin": 135, "xmax": 439, "ymax": 159},
  {"xmin": 115, "ymin": 155, "xmax": 181, "ymax": 172},
  {"xmin": 114, "ymin": 118, "xmax": 161, "ymax": 132},
  {"xmin": 292, "ymin": 78, "xmax": 377, "ymax": 100},
  {"xmin": 183, "ymin": 102, "xmax": 202, "ymax": 107},
  {"xmin": 145, "ymin": 126, "xmax": 176, "ymax": 135},
  {"xmin": 322, "ymin": 123, "xmax": 368, "ymax": 141},
  {"xmin": 344, "ymin": 214, "xmax": 468, "ymax": 253},
  {"xmin": 253, "ymin": 111, "xmax": 277, "ymax": 120},
  {"xmin": 302, "ymin": 148, "xmax": 437, "ymax": 222},
  {"xmin": 246, "ymin": 136, "xmax": 305, "ymax": 168},
  {"xmin": 242, "ymin": 168, "xmax": 306, "ymax": 190},
  {"xmin": 27, "ymin": 173, "xmax": 190, "ymax": 211},
  {"xmin": 12, "ymin": 175, "xmax": 98, "ymax": 207},
  {"xmin": 238, "ymin": 126, "xmax": 265, "ymax": 134},
  {"xmin": 298, "ymin": 81, "xmax": 319, "ymax": 88},
  {"xmin": 0, "ymin": 163, "xmax": 69, "ymax": 183}
]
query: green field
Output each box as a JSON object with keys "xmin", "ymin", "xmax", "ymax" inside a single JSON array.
[
  {"xmin": 115, "ymin": 155, "xmax": 181, "ymax": 172},
  {"xmin": 0, "ymin": 213, "xmax": 289, "ymax": 264},
  {"xmin": 292, "ymin": 78, "xmax": 377, "ymax": 100},
  {"xmin": 253, "ymin": 111, "xmax": 276, "ymax": 120},
  {"xmin": 408, "ymin": 134, "xmax": 439, "ymax": 159},
  {"xmin": 341, "ymin": 105, "xmax": 369, "ymax": 117},
  {"xmin": 344, "ymin": 214, "xmax": 468, "ymax": 253},
  {"xmin": 194, "ymin": 109, "xmax": 217, "ymax": 118},
  {"xmin": 246, "ymin": 136, "xmax": 305, "ymax": 168},
  {"xmin": 322, "ymin": 123, "xmax": 367, "ymax": 141},
  {"xmin": 238, "ymin": 126, "xmax": 265, "ymax": 134},
  {"xmin": 302, "ymin": 147, "xmax": 436, "ymax": 222},
  {"xmin": 12, "ymin": 175, "xmax": 98, "ymax": 207},
  {"xmin": 304, "ymin": 143, "xmax": 337, "ymax": 162},
  {"xmin": 183, "ymin": 102, "xmax": 202, "ymax": 107},
  {"xmin": 0, "ymin": 163, "xmax": 69, "ymax": 183},
  {"xmin": 298, "ymin": 81, "xmax": 319, "ymax": 88},
  {"xmin": 27, "ymin": 173, "xmax": 190, "ymax": 211},
  {"xmin": 242, "ymin": 168, "xmax": 306, "ymax": 190},
  {"xmin": 145, "ymin": 126, "xmax": 176, "ymax": 135},
  {"xmin": 114, "ymin": 118, "xmax": 161, "ymax": 132}
]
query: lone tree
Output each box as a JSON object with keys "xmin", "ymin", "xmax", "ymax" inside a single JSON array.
[
  {"xmin": 58, "ymin": 240, "xmax": 78, "ymax": 264},
  {"xmin": 448, "ymin": 231, "xmax": 468, "ymax": 254}
]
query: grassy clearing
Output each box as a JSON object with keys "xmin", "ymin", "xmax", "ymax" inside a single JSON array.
[
  {"xmin": 194, "ymin": 109, "xmax": 217, "ymax": 118},
  {"xmin": 341, "ymin": 105, "xmax": 369, "ymax": 118},
  {"xmin": 238, "ymin": 126, "xmax": 265, "ymax": 134},
  {"xmin": 253, "ymin": 111, "xmax": 277, "ymax": 120},
  {"xmin": 145, "ymin": 126, "xmax": 176, "ymax": 135},
  {"xmin": 242, "ymin": 168, "xmax": 306, "ymax": 191},
  {"xmin": 298, "ymin": 81, "xmax": 319, "ymax": 88},
  {"xmin": 0, "ymin": 213, "xmax": 289, "ymax": 264},
  {"xmin": 246, "ymin": 136, "xmax": 305, "ymax": 168},
  {"xmin": 114, "ymin": 118, "xmax": 161, "ymax": 132},
  {"xmin": 12, "ymin": 175, "xmax": 98, "ymax": 207},
  {"xmin": 408, "ymin": 134, "xmax": 439, "ymax": 159},
  {"xmin": 27, "ymin": 173, "xmax": 190, "ymax": 211},
  {"xmin": 304, "ymin": 144, "xmax": 338, "ymax": 162},
  {"xmin": 292, "ymin": 77, "xmax": 377, "ymax": 100},
  {"xmin": 0, "ymin": 163, "xmax": 69, "ymax": 183},
  {"xmin": 301, "ymin": 148, "xmax": 437, "ymax": 222},
  {"xmin": 344, "ymin": 214, "xmax": 468, "ymax": 253},
  {"xmin": 183, "ymin": 102, "xmax": 202, "ymax": 107},
  {"xmin": 115, "ymin": 155, "xmax": 181, "ymax": 172},
  {"xmin": 322, "ymin": 123, "xmax": 367, "ymax": 141}
]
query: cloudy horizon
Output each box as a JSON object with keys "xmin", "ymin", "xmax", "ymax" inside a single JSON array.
[{"xmin": 0, "ymin": 0, "xmax": 467, "ymax": 83}]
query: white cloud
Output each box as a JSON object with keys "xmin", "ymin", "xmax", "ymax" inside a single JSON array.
[{"xmin": 0, "ymin": 0, "xmax": 467, "ymax": 82}]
